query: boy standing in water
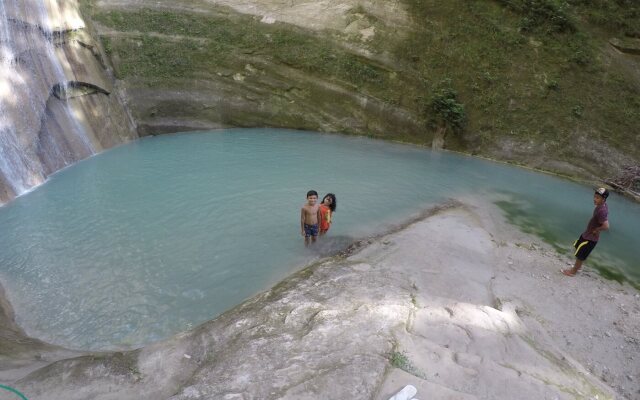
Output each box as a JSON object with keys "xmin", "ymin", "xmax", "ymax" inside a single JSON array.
[
  {"xmin": 562, "ymin": 187, "xmax": 610, "ymax": 277},
  {"xmin": 301, "ymin": 190, "xmax": 320, "ymax": 246}
]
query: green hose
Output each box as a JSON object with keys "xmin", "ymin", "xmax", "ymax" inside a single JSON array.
[{"xmin": 0, "ymin": 384, "xmax": 28, "ymax": 400}]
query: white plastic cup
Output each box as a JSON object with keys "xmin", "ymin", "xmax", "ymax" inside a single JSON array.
[{"xmin": 388, "ymin": 384, "xmax": 417, "ymax": 400}]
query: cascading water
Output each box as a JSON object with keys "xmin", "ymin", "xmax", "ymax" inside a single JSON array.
[
  {"xmin": 0, "ymin": 0, "xmax": 131, "ymax": 203},
  {"xmin": 0, "ymin": 1, "xmax": 43, "ymax": 196},
  {"xmin": 34, "ymin": 1, "xmax": 96, "ymax": 154}
]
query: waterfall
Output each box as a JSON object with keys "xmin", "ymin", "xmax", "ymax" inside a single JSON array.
[
  {"xmin": 0, "ymin": 0, "xmax": 136, "ymax": 203},
  {"xmin": 0, "ymin": 0, "xmax": 42, "ymax": 196}
]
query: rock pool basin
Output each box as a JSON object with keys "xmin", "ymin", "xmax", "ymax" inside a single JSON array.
[{"xmin": 0, "ymin": 129, "xmax": 638, "ymax": 351}]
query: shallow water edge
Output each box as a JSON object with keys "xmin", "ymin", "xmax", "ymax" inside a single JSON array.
[
  {"xmin": 2, "ymin": 126, "xmax": 638, "ymax": 354},
  {"xmin": 0, "ymin": 201, "xmax": 461, "ymax": 370},
  {"xmin": 3, "ymin": 198, "xmax": 638, "ymax": 400}
]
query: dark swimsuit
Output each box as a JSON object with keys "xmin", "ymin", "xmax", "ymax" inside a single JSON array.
[{"xmin": 304, "ymin": 223, "xmax": 319, "ymax": 237}]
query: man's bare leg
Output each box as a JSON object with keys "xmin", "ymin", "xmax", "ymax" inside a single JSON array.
[{"xmin": 562, "ymin": 259, "xmax": 583, "ymax": 276}]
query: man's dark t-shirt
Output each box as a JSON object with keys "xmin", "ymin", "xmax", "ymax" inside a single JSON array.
[{"xmin": 582, "ymin": 203, "xmax": 608, "ymax": 242}]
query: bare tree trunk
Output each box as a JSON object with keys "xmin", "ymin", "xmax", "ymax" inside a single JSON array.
[{"xmin": 432, "ymin": 124, "xmax": 447, "ymax": 150}]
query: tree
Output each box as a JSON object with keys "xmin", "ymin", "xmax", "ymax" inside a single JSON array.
[{"xmin": 428, "ymin": 81, "xmax": 467, "ymax": 149}]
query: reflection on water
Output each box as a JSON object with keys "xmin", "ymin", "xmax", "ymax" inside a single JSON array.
[{"xmin": 0, "ymin": 128, "xmax": 638, "ymax": 350}]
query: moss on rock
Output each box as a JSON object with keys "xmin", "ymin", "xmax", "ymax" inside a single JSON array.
[{"xmin": 82, "ymin": 0, "xmax": 640, "ymax": 182}]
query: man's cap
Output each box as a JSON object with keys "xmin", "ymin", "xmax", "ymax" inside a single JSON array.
[{"xmin": 595, "ymin": 187, "xmax": 609, "ymax": 199}]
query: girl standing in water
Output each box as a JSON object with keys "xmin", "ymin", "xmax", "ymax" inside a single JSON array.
[{"xmin": 318, "ymin": 193, "xmax": 337, "ymax": 236}]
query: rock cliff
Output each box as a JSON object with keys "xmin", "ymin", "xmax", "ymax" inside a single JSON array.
[
  {"xmin": 0, "ymin": 0, "xmax": 137, "ymax": 203},
  {"xmin": 83, "ymin": 0, "xmax": 639, "ymax": 182}
]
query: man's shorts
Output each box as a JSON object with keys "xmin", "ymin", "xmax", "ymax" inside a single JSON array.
[
  {"xmin": 304, "ymin": 223, "xmax": 319, "ymax": 237},
  {"xmin": 574, "ymin": 235, "xmax": 597, "ymax": 261}
]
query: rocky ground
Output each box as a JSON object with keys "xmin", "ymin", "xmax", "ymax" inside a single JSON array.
[
  {"xmin": 1, "ymin": 197, "xmax": 638, "ymax": 399},
  {"xmin": 95, "ymin": 0, "xmax": 410, "ymax": 33}
]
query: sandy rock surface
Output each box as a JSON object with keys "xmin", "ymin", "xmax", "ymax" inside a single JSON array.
[
  {"xmin": 95, "ymin": 0, "xmax": 409, "ymax": 33},
  {"xmin": 3, "ymin": 199, "xmax": 639, "ymax": 399}
]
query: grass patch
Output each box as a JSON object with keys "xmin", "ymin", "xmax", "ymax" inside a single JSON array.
[
  {"xmin": 410, "ymin": 293, "xmax": 418, "ymax": 307},
  {"xmin": 389, "ymin": 350, "xmax": 425, "ymax": 378},
  {"xmin": 92, "ymin": 8, "xmax": 387, "ymax": 89},
  {"xmin": 390, "ymin": 350, "xmax": 410, "ymax": 369},
  {"xmin": 568, "ymin": 0, "xmax": 640, "ymax": 38},
  {"xmin": 496, "ymin": 0, "xmax": 576, "ymax": 33}
]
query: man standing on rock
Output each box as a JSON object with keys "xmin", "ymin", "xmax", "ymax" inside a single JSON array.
[{"xmin": 562, "ymin": 187, "xmax": 610, "ymax": 277}]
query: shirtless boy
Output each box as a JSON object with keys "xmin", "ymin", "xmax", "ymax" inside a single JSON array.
[{"xmin": 301, "ymin": 190, "xmax": 320, "ymax": 246}]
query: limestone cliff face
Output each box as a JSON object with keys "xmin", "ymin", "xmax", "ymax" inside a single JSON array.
[
  {"xmin": 91, "ymin": 0, "xmax": 421, "ymax": 139},
  {"xmin": 0, "ymin": 0, "xmax": 137, "ymax": 204},
  {"xmin": 84, "ymin": 0, "xmax": 639, "ymax": 183},
  {"xmin": 2, "ymin": 1, "xmax": 637, "ymax": 202}
]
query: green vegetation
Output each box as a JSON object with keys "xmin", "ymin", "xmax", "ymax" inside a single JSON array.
[
  {"xmin": 82, "ymin": 0, "xmax": 639, "ymax": 176},
  {"xmin": 410, "ymin": 292, "xmax": 418, "ymax": 307},
  {"xmin": 494, "ymin": 199, "xmax": 566, "ymax": 253},
  {"xmin": 428, "ymin": 79, "xmax": 467, "ymax": 138},
  {"xmin": 389, "ymin": 350, "xmax": 410, "ymax": 368},
  {"xmin": 395, "ymin": 0, "xmax": 638, "ymax": 161},
  {"xmin": 568, "ymin": 0, "xmax": 640, "ymax": 37},
  {"xmin": 93, "ymin": 9, "xmax": 386, "ymax": 89},
  {"xmin": 389, "ymin": 350, "xmax": 425, "ymax": 378},
  {"xmin": 496, "ymin": 0, "xmax": 576, "ymax": 33}
]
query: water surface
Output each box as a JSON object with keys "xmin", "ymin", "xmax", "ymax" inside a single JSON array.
[{"xmin": 0, "ymin": 129, "xmax": 638, "ymax": 350}]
